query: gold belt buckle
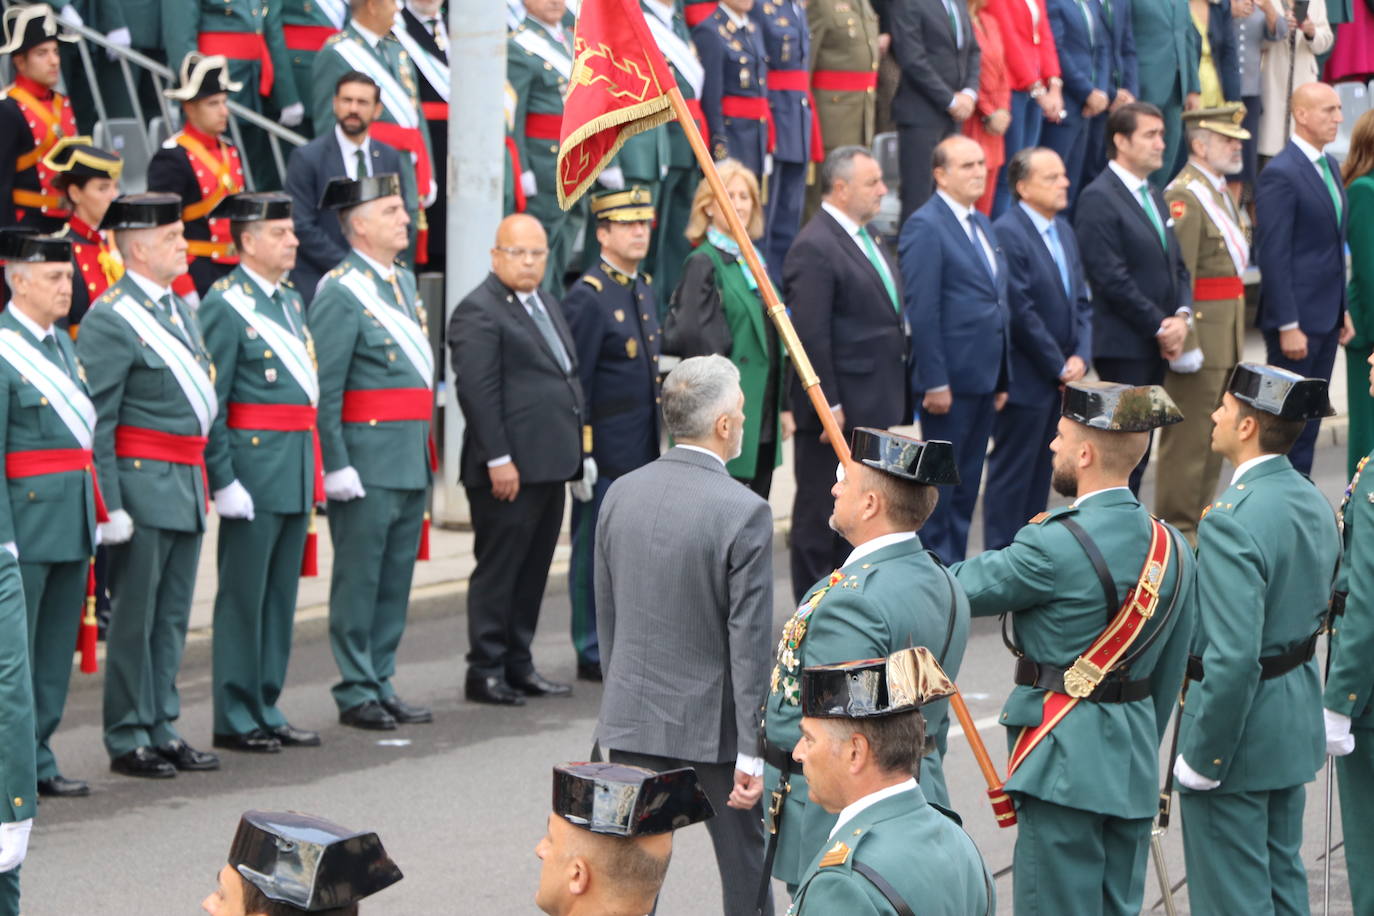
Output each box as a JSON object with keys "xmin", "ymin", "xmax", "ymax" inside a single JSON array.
[
  {"xmin": 1063, "ymin": 656, "xmax": 1105, "ymax": 698},
  {"xmin": 767, "ymin": 789, "xmax": 784, "ymax": 835}
]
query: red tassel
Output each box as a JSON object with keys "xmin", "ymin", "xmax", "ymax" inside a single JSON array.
[
  {"xmin": 301, "ymin": 521, "xmax": 318, "ymax": 577},
  {"xmin": 415, "ymin": 226, "xmax": 429, "ymax": 265},
  {"xmin": 78, "ymin": 559, "xmax": 98, "ymax": 674},
  {"xmin": 417, "ymin": 512, "xmax": 430, "ymax": 561}
]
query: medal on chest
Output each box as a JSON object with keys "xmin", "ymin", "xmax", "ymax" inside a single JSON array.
[{"xmin": 769, "ymin": 569, "xmax": 845, "ymax": 703}]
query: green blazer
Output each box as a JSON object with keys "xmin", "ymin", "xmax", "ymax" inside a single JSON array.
[
  {"xmin": 1180, "ymin": 456, "xmax": 1340, "ymax": 792},
  {"xmin": 77, "ymin": 274, "xmax": 213, "ymax": 533},
  {"xmin": 1330, "ymin": 451, "xmax": 1374, "ymax": 730},
  {"xmin": 0, "ymin": 311, "xmax": 97, "ymax": 562},
  {"xmin": 789, "ymin": 784, "xmax": 992, "ymax": 916},
  {"xmin": 201, "ymin": 267, "xmax": 315, "ymax": 515},
  {"xmin": 764, "ymin": 536, "xmax": 970, "ymax": 885},
  {"xmin": 308, "ymin": 251, "xmax": 432, "ymax": 492},
  {"xmin": 952, "ymin": 489, "xmax": 1196, "ymax": 819},
  {"xmin": 161, "ymin": 0, "xmax": 301, "ymax": 111},
  {"xmin": 1131, "ymin": 0, "xmax": 1200, "ymax": 107},
  {"xmin": 0, "ymin": 550, "xmax": 35, "ymax": 823}
]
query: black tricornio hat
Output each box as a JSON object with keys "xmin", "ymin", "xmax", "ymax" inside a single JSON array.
[
  {"xmin": 0, "ymin": 229, "xmax": 72, "ymax": 263},
  {"xmin": 0, "ymin": 4, "xmax": 75, "ymax": 56},
  {"xmin": 44, "ymin": 137, "xmax": 123, "ymax": 189},
  {"xmin": 210, "ymin": 191, "xmax": 293, "ymax": 223},
  {"xmin": 1062, "ymin": 380, "xmax": 1184, "ymax": 432},
  {"xmin": 1227, "ymin": 362, "xmax": 1335, "ymax": 421},
  {"xmin": 319, "ymin": 173, "xmax": 402, "ymax": 211},
  {"xmin": 164, "ymin": 52, "xmax": 244, "ymax": 102},
  {"xmin": 850, "ymin": 427, "xmax": 959, "ymax": 485},
  {"xmin": 227, "ymin": 810, "xmax": 403, "ymax": 912},
  {"xmin": 800, "ymin": 647, "xmax": 957, "ymax": 719},
  {"xmin": 99, "ymin": 193, "xmax": 183, "ymax": 231},
  {"xmin": 552, "ymin": 762, "xmax": 715, "ymax": 837}
]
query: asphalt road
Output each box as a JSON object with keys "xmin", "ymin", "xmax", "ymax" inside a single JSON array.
[{"xmin": 20, "ymin": 440, "xmax": 1359, "ymax": 915}]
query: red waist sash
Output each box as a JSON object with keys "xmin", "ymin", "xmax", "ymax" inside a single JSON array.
[
  {"xmin": 342, "ymin": 388, "xmax": 437, "ymax": 471},
  {"xmin": 421, "ymin": 101, "xmax": 449, "ymax": 120},
  {"xmin": 114, "ymin": 425, "xmax": 209, "ymax": 507},
  {"xmin": 1193, "ymin": 276, "xmax": 1244, "ymax": 301},
  {"xmin": 198, "ymin": 32, "xmax": 274, "ymax": 96},
  {"xmin": 283, "ymin": 25, "xmax": 337, "ymax": 51},
  {"xmin": 525, "ymin": 112, "xmax": 562, "ymax": 141},
  {"xmin": 684, "ymin": 98, "xmax": 710, "ymax": 149},
  {"xmin": 813, "ymin": 69, "xmax": 879, "ymax": 92},
  {"xmin": 226, "ymin": 403, "xmax": 324, "ymax": 504},
  {"xmin": 764, "ymin": 70, "xmax": 824, "ymax": 162},
  {"xmin": 722, "ymin": 95, "xmax": 776, "ymax": 152},
  {"xmin": 5, "ymin": 448, "xmax": 108, "ymax": 521}
]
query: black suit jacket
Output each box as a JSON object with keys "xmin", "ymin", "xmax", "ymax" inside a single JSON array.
[
  {"xmin": 448, "ymin": 273, "xmax": 586, "ymax": 487},
  {"xmin": 890, "ymin": 0, "xmax": 980, "ymax": 128},
  {"xmin": 784, "ymin": 208, "xmax": 909, "ymax": 431},
  {"xmin": 284, "ymin": 130, "xmax": 414, "ymax": 303},
  {"xmin": 1073, "ymin": 166, "xmax": 1191, "ymax": 361}
]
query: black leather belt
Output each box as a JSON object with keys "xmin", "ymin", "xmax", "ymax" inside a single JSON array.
[
  {"xmin": 1186, "ymin": 632, "xmax": 1320, "ymax": 683},
  {"xmin": 760, "ymin": 737, "xmax": 803, "ymax": 775},
  {"xmin": 1014, "ymin": 657, "xmax": 1152, "ymax": 703},
  {"xmin": 591, "ymin": 397, "xmax": 649, "ymax": 422}
]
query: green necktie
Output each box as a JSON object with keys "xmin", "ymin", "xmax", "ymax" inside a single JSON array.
[
  {"xmin": 355, "ymin": 148, "xmax": 368, "ymax": 178},
  {"xmin": 858, "ymin": 227, "xmax": 900, "ymax": 312},
  {"xmin": 1138, "ymin": 183, "xmax": 1166, "ymax": 249},
  {"xmin": 41, "ymin": 334, "xmax": 71, "ymax": 378},
  {"xmin": 1318, "ymin": 156, "xmax": 1343, "ymax": 223}
]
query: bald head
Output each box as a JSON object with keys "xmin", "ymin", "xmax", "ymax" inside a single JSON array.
[
  {"xmin": 1291, "ymin": 81, "xmax": 1342, "ymax": 148},
  {"xmin": 492, "ymin": 214, "xmax": 550, "ymax": 293},
  {"xmin": 932, "ymin": 135, "xmax": 988, "ymax": 208}
]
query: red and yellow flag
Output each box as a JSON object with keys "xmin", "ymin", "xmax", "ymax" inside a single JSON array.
[{"xmin": 556, "ymin": 0, "xmax": 678, "ymax": 209}]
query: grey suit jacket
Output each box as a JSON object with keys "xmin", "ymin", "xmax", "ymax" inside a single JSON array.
[{"xmin": 594, "ymin": 446, "xmax": 774, "ymax": 763}]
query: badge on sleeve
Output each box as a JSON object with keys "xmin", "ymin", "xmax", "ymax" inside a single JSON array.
[{"xmin": 1170, "ymin": 200, "xmax": 1187, "ymax": 220}]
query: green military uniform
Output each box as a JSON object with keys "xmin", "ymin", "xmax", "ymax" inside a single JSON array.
[
  {"xmin": 0, "ymin": 547, "xmax": 35, "ymax": 916},
  {"xmin": 78, "ymin": 254, "xmax": 216, "ymax": 760},
  {"xmin": 508, "ymin": 16, "xmax": 585, "ymax": 296},
  {"xmin": 283, "ymin": 0, "xmax": 347, "ymax": 140},
  {"xmin": 162, "ymin": 0, "xmax": 300, "ymax": 187},
  {"xmin": 762, "ymin": 430, "xmax": 969, "ymax": 889},
  {"xmin": 201, "ymin": 240, "xmax": 317, "ymax": 741},
  {"xmin": 1177, "ymin": 369, "xmax": 1341, "ymax": 915},
  {"xmin": 803, "ymin": 0, "xmax": 880, "ymax": 221},
  {"xmin": 1131, "ymin": 0, "xmax": 1199, "ymax": 187},
  {"xmin": 1344, "ymin": 174, "xmax": 1374, "ymax": 478},
  {"xmin": 309, "ymin": 238, "xmax": 432, "ymax": 714},
  {"xmin": 1156, "ymin": 108, "xmax": 1252, "ymax": 540},
  {"xmin": 951, "ymin": 382, "xmax": 1196, "ymax": 916},
  {"xmin": 1327, "ymin": 450, "xmax": 1374, "ymax": 916},
  {"xmin": 0, "ymin": 300, "xmax": 98, "ymax": 790}
]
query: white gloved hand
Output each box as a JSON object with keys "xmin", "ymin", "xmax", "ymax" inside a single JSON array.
[
  {"xmin": 0, "ymin": 819, "xmax": 32, "ymax": 874},
  {"xmin": 324, "ymin": 466, "xmax": 367, "ymax": 502},
  {"xmin": 570, "ymin": 457, "xmax": 598, "ymax": 502},
  {"xmin": 597, "ymin": 165, "xmax": 626, "ymax": 190},
  {"xmin": 520, "ymin": 170, "xmax": 538, "ymax": 198},
  {"xmin": 213, "ymin": 480, "xmax": 256, "ymax": 520},
  {"xmin": 105, "ymin": 26, "xmax": 131, "ymax": 61},
  {"xmin": 1168, "ymin": 347, "xmax": 1204, "ymax": 374},
  {"xmin": 0, "ymin": 542, "xmax": 16, "ymax": 560},
  {"xmin": 1173, "ymin": 754, "xmax": 1221, "ymax": 791},
  {"xmin": 1325, "ymin": 708, "xmax": 1356, "ymax": 757},
  {"xmin": 422, "ymin": 180, "xmax": 438, "ymax": 209},
  {"xmin": 57, "ymin": 4, "xmax": 83, "ymax": 28},
  {"xmin": 99, "ymin": 508, "xmax": 135, "ymax": 545},
  {"xmin": 278, "ymin": 102, "xmax": 305, "ymax": 128},
  {"xmin": 764, "ymin": 153, "xmax": 774, "ymax": 177}
]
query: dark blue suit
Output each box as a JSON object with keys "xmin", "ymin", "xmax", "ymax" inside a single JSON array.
[
  {"xmin": 1043, "ymin": 0, "xmax": 1111, "ymax": 205},
  {"xmin": 284, "ymin": 130, "xmax": 411, "ymax": 305},
  {"xmin": 694, "ymin": 7, "xmax": 770, "ymax": 178},
  {"xmin": 1255, "ymin": 140, "xmax": 1349, "ymax": 474},
  {"xmin": 900, "ymin": 194, "xmax": 1012, "ymax": 563},
  {"xmin": 753, "ymin": 0, "xmax": 812, "ymax": 282},
  {"xmin": 1074, "ymin": 164, "xmax": 1191, "ymax": 491},
  {"xmin": 984, "ymin": 204, "xmax": 1093, "ymax": 549},
  {"xmin": 1083, "ymin": 0, "xmax": 1138, "ymax": 185}
]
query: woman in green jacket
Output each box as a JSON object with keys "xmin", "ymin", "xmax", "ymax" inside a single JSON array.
[
  {"xmin": 1344, "ymin": 109, "xmax": 1374, "ymax": 477},
  {"xmin": 665, "ymin": 159, "xmax": 792, "ymax": 496}
]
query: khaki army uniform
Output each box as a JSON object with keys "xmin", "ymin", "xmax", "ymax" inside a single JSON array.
[{"xmin": 804, "ymin": 0, "xmax": 880, "ymax": 220}]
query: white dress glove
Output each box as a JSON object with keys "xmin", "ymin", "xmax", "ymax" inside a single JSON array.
[
  {"xmin": 99, "ymin": 508, "xmax": 135, "ymax": 545},
  {"xmin": 0, "ymin": 819, "xmax": 33, "ymax": 873},
  {"xmin": 0, "ymin": 542, "xmax": 16, "ymax": 560},
  {"xmin": 1325, "ymin": 708, "xmax": 1356, "ymax": 757},
  {"xmin": 570, "ymin": 457, "xmax": 598, "ymax": 502},
  {"xmin": 278, "ymin": 102, "xmax": 305, "ymax": 128},
  {"xmin": 57, "ymin": 5, "xmax": 83, "ymax": 28},
  {"xmin": 105, "ymin": 26, "xmax": 131, "ymax": 61},
  {"xmin": 520, "ymin": 170, "xmax": 538, "ymax": 198},
  {"xmin": 213, "ymin": 480, "xmax": 256, "ymax": 520},
  {"xmin": 597, "ymin": 165, "xmax": 626, "ymax": 190},
  {"xmin": 422, "ymin": 180, "xmax": 438, "ymax": 209},
  {"xmin": 1173, "ymin": 755, "xmax": 1221, "ymax": 791},
  {"xmin": 181, "ymin": 290, "xmax": 201, "ymax": 312},
  {"xmin": 764, "ymin": 153, "xmax": 774, "ymax": 177},
  {"xmin": 324, "ymin": 466, "xmax": 367, "ymax": 502},
  {"xmin": 1168, "ymin": 347, "xmax": 1204, "ymax": 374}
]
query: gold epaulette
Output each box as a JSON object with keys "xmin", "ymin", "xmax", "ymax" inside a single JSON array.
[
  {"xmin": 819, "ymin": 841, "xmax": 850, "ymax": 868},
  {"xmin": 212, "ymin": 275, "xmax": 232, "ymax": 292},
  {"xmin": 643, "ymin": 272, "xmax": 653, "ymax": 286},
  {"xmin": 582, "ymin": 275, "xmax": 602, "ymax": 292}
]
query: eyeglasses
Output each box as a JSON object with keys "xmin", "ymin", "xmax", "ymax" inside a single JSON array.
[{"xmin": 495, "ymin": 246, "xmax": 550, "ymax": 261}]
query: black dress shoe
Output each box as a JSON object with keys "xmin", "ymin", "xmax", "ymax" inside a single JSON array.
[
  {"xmin": 37, "ymin": 775, "xmax": 90, "ymax": 797},
  {"xmin": 156, "ymin": 739, "xmax": 221, "ymax": 771},
  {"xmin": 465, "ymin": 675, "xmax": 525, "ymax": 706},
  {"xmin": 509, "ymin": 670, "xmax": 573, "ymax": 697},
  {"xmin": 339, "ymin": 700, "xmax": 397, "ymax": 731},
  {"xmin": 110, "ymin": 747, "xmax": 176, "ymax": 779},
  {"xmin": 576, "ymin": 660, "xmax": 603, "ymax": 682},
  {"xmin": 380, "ymin": 696, "xmax": 433, "ymax": 724},
  {"xmin": 212, "ymin": 729, "xmax": 282, "ymax": 753},
  {"xmin": 271, "ymin": 724, "xmax": 322, "ymax": 747}
]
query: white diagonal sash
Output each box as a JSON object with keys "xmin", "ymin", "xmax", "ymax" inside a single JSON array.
[
  {"xmin": 110, "ymin": 296, "xmax": 219, "ymax": 435},
  {"xmin": 0, "ymin": 329, "xmax": 95, "ymax": 449},
  {"xmin": 1186, "ymin": 178, "xmax": 1248, "ymax": 277},
  {"xmin": 392, "ymin": 15, "xmax": 450, "ymax": 101},
  {"xmin": 333, "ymin": 37, "xmax": 419, "ymax": 128},
  {"xmin": 221, "ymin": 286, "xmax": 320, "ymax": 405},
  {"xmin": 513, "ymin": 26, "xmax": 572, "ymax": 80},
  {"xmin": 316, "ymin": 0, "xmax": 347, "ymax": 27},
  {"xmin": 339, "ymin": 270, "xmax": 435, "ymax": 387},
  {"xmin": 644, "ymin": 9, "xmax": 704, "ymax": 97}
]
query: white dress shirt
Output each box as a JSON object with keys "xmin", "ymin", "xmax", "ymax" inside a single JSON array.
[
  {"xmin": 335, "ymin": 125, "xmax": 374, "ymax": 179},
  {"xmin": 240, "ymin": 263, "xmax": 280, "ymax": 300},
  {"xmin": 828, "ymin": 778, "xmax": 918, "ymax": 840},
  {"xmin": 1229, "ymin": 452, "xmax": 1280, "ymax": 486},
  {"xmin": 126, "ymin": 269, "xmax": 175, "ymax": 307},
  {"xmin": 841, "ymin": 531, "xmax": 917, "ymax": 569},
  {"xmin": 351, "ymin": 17, "xmax": 386, "ymax": 48},
  {"xmin": 1072, "ymin": 485, "xmax": 1134, "ymax": 508},
  {"xmin": 7, "ymin": 304, "xmax": 56, "ymax": 343}
]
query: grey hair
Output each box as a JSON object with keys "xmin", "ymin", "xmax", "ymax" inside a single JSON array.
[
  {"xmin": 3, "ymin": 260, "xmax": 29, "ymax": 295},
  {"xmin": 338, "ymin": 198, "xmax": 376, "ymax": 241},
  {"xmin": 112, "ymin": 226, "xmax": 150, "ymax": 260},
  {"xmin": 662, "ymin": 355, "xmax": 741, "ymax": 441},
  {"xmin": 820, "ymin": 145, "xmax": 874, "ymax": 195}
]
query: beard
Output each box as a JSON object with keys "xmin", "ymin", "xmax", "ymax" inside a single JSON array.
[
  {"xmin": 340, "ymin": 115, "xmax": 368, "ymax": 137},
  {"xmin": 1050, "ymin": 463, "xmax": 1079, "ymax": 499}
]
